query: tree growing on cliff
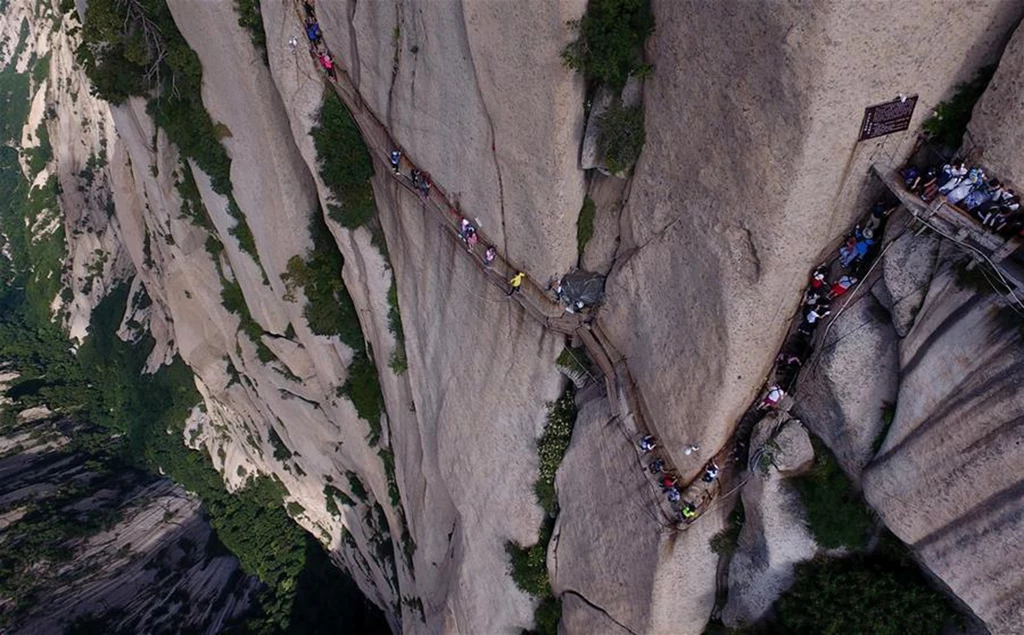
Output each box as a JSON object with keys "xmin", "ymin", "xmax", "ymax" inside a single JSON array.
[
  {"xmin": 561, "ymin": 0, "xmax": 654, "ymax": 91},
  {"xmin": 598, "ymin": 100, "xmax": 645, "ymax": 174}
]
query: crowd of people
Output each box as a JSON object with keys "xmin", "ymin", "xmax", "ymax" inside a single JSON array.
[
  {"xmin": 638, "ymin": 435, "xmax": 719, "ymax": 524},
  {"xmin": 294, "ymin": 1, "xmax": 336, "ymax": 79},
  {"xmin": 902, "ymin": 162, "xmax": 1023, "ymax": 236}
]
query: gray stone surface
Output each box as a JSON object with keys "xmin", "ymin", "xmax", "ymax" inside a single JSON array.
[
  {"xmin": 863, "ymin": 267, "xmax": 1024, "ymax": 633},
  {"xmin": 794, "ymin": 293, "xmax": 900, "ymax": 478},
  {"xmin": 879, "ymin": 227, "xmax": 941, "ymax": 336},
  {"xmin": 723, "ymin": 417, "xmax": 817, "ymax": 626},
  {"xmin": 968, "ymin": 22, "xmax": 1024, "ymax": 186}
]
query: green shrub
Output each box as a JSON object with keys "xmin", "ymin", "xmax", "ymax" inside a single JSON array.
[
  {"xmin": 346, "ymin": 471, "xmax": 368, "ymax": 502},
  {"xmin": 311, "ymin": 91, "xmax": 377, "ymax": 229},
  {"xmin": 769, "ymin": 554, "xmax": 961, "ymax": 635},
  {"xmin": 534, "ymin": 387, "xmax": 578, "ymax": 515},
  {"xmin": 285, "ymin": 501, "xmax": 305, "ymax": 517},
  {"xmin": 506, "ymin": 520, "xmax": 553, "ymax": 599},
  {"xmin": 234, "ymin": 0, "xmax": 267, "ymax": 63},
  {"xmin": 281, "ymin": 211, "xmax": 365, "ymax": 350},
  {"xmin": 792, "ymin": 437, "xmax": 874, "ymax": 550},
  {"xmin": 324, "ymin": 484, "xmax": 353, "ymax": 517},
  {"xmin": 576, "ymin": 196, "xmax": 596, "ymax": 256},
  {"xmin": 533, "ymin": 596, "xmax": 562, "ymax": 635},
  {"xmin": 556, "ymin": 345, "xmax": 592, "ymax": 378},
  {"xmin": 340, "ymin": 350, "xmax": 384, "ymax": 445},
  {"xmin": 923, "ymin": 65, "xmax": 995, "ymax": 151},
  {"xmin": 598, "ymin": 100, "xmax": 645, "ymax": 173},
  {"xmin": 268, "ymin": 426, "xmax": 293, "ymax": 462},
  {"xmin": 378, "ymin": 447, "xmax": 401, "ymax": 507},
  {"xmin": 561, "ymin": 0, "xmax": 654, "ymax": 91},
  {"xmin": 386, "ymin": 280, "xmax": 408, "ymax": 374},
  {"xmin": 220, "ymin": 277, "xmax": 275, "ymax": 363},
  {"xmin": 709, "ymin": 500, "xmax": 745, "ymax": 556}
]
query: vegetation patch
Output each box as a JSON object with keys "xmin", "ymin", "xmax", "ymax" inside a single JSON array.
[
  {"xmin": 575, "ymin": 196, "xmax": 596, "ymax": 257},
  {"xmin": 346, "ymin": 471, "xmax": 369, "ymax": 503},
  {"xmin": 268, "ymin": 426, "xmax": 293, "ymax": 462},
  {"xmin": 506, "ymin": 520, "xmax": 559, "ymax": 635},
  {"xmin": 534, "ymin": 387, "xmax": 578, "ymax": 516},
  {"xmin": 234, "ymin": 0, "xmax": 267, "ymax": 63},
  {"xmin": 709, "ymin": 500, "xmax": 745, "ymax": 556},
  {"xmin": 378, "ymin": 447, "xmax": 401, "ymax": 508},
  {"xmin": 923, "ymin": 65, "xmax": 996, "ymax": 151},
  {"xmin": 324, "ymin": 484, "xmax": 354, "ymax": 517},
  {"xmin": 311, "ymin": 90, "xmax": 377, "ymax": 229},
  {"xmin": 387, "ymin": 279, "xmax": 408, "ymax": 374},
  {"xmin": 280, "ymin": 210, "xmax": 364, "ymax": 349},
  {"xmin": 561, "ymin": 0, "xmax": 654, "ymax": 91},
  {"xmin": 77, "ymin": 0, "xmax": 264, "ymax": 268},
  {"xmin": 598, "ymin": 100, "xmax": 645, "ymax": 174},
  {"xmin": 767, "ymin": 548, "xmax": 962, "ymax": 635},
  {"xmin": 339, "ymin": 350, "xmax": 384, "ymax": 446},
  {"xmin": 791, "ymin": 436, "xmax": 874, "ymax": 550},
  {"xmin": 220, "ymin": 276, "xmax": 275, "ymax": 363}
]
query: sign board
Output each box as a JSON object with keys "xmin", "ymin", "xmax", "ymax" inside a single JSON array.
[{"xmin": 858, "ymin": 95, "xmax": 918, "ymax": 141}]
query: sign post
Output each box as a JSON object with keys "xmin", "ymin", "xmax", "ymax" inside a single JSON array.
[{"xmin": 858, "ymin": 95, "xmax": 918, "ymax": 141}]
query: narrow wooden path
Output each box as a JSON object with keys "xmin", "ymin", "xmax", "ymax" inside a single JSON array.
[{"xmin": 293, "ymin": 1, "xmax": 725, "ymax": 527}]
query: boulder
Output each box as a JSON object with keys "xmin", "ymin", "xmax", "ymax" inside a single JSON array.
[
  {"xmin": 793, "ymin": 293, "xmax": 899, "ymax": 478},
  {"xmin": 878, "ymin": 224, "xmax": 941, "ymax": 336},
  {"xmin": 863, "ymin": 267, "xmax": 1024, "ymax": 633},
  {"xmin": 722, "ymin": 418, "xmax": 817, "ymax": 626}
]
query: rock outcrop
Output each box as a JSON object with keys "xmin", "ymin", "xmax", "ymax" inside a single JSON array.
[
  {"xmin": 20, "ymin": 0, "xmax": 1024, "ymax": 631},
  {"xmin": 722, "ymin": 414, "xmax": 816, "ymax": 626}
]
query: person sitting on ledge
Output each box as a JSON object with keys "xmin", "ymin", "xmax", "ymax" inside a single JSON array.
[{"xmin": 639, "ymin": 435, "xmax": 656, "ymax": 453}]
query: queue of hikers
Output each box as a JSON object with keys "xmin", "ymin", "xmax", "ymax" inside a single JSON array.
[
  {"xmin": 638, "ymin": 435, "xmax": 719, "ymax": 524},
  {"xmin": 902, "ymin": 161, "xmax": 1023, "ymax": 236}
]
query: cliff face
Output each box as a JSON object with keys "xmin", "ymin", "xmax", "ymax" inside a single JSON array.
[
  {"xmin": 0, "ymin": 404, "xmax": 260, "ymax": 633},
  {"xmin": 25, "ymin": 0, "xmax": 1024, "ymax": 633}
]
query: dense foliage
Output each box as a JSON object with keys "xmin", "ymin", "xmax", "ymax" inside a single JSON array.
[
  {"xmin": 387, "ymin": 279, "xmax": 408, "ymax": 374},
  {"xmin": 76, "ymin": 0, "xmax": 261, "ymax": 264},
  {"xmin": 923, "ymin": 65, "xmax": 996, "ymax": 151},
  {"xmin": 561, "ymin": 0, "xmax": 654, "ymax": 91},
  {"xmin": 340, "ymin": 350, "xmax": 384, "ymax": 445},
  {"xmin": 576, "ymin": 196, "xmax": 596, "ymax": 256},
  {"xmin": 534, "ymin": 387, "xmax": 578, "ymax": 516},
  {"xmin": 767, "ymin": 552, "xmax": 961, "ymax": 635},
  {"xmin": 280, "ymin": 211, "xmax": 363, "ymax": 349},
  {"xmin": 791, "ymin": 437, "xmax": 874, "ymax": 550},
  {"xmin": 598, "ymin": 100, "xmax": 645, "ymax": 173},
  {"xmin": 234, "ymin": 0, "xmax": 267, "ymax": 63},
  {"xmin": 311, "ymin": 90, "xmax": 377, "ymax": 229},
  {"xmin": 0, "ymin": 285, "xmax": 386, "ymax": 633}
]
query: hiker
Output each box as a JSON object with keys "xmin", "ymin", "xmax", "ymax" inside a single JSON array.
[
  {"xmin": 805, "ymin": 304, "xmax": 830, "ymax": 325},
  {"xmin": 828, "ymin": 275, "xmax": 857, "ymax": 299},
  {"xmin": 810, "ymin": 265, "xmax": 829, "ymax": 290},
  {"xmin": 666, "ymin": 487, "xmax": 681, "ymax": 503},
  {"xmin": 918, "ymin": 167, "xmax": 940, "ymax": 202},
  {"xmin": 483, "ymin": 246, "xmax": 496, "ymax": 268},
  {"xmin": 648, "ymin": 458, "xmax": 665, "ymax": 474},
  {"xmin": 761, "ymin": 385, "xmax": 785, "ymax": 409},
  {"xmin": 964, "ymin": 178, "xmax": 1001, "ymax": 212},
  {"xmin": 804, "ymin": 289, "xmax": 824, "ymax": 309},
  {"xmin": 306, "ymin": 20, "xmax": 322, "ymax": 44},
  {"xmin": 411, "ymin": 169, "xmax": 422, "ymax": 189},
  {"xmin": 639, "ymin": 435, "xmax": 656, "ymax": 453},
  {"xmin": 680, "ymin": 502, "xmax": 697, "ymax": 520},
  {"xmin": 683, "ymin": 444, "xmax": 699, "ymax": 456},
  {"xmin": 702, "ymin": 462, "xmax": 719, "ymax": 483},
  {"xmin": 466, "ymin": 228, "xmax": 479, "ymax": 250},
  {"xmin": 947, "ymin": 167, "xmax": 985, "ymax": 205},
  {"xmin": 839, "ymin": 228, "xmax": 873, "ymax": 268},
  {"xmin": 319, "ymin": 52, "xmax": 336, "ymax": 79},
  {"xmin": 303, "ymin": 0, "xmax": 316, "ymax": 19},
  {"xmin": 419, "ymin": 172, "xmax": 432, "ymax": 199},
  {"xmin": 865, "ymin": 200, "xmax": 896, "ymax": 232},
  {"xmin": 288, "ymin": 35, "xmax": 299, "ymax": 51},
  {"xmin": 777, "ymin": 351, "xmax": 802, "ymax": 370},
  {"xmin": 506, "ymin": 271, "xmax": 525, "ymax": 296},
  {"xmin": 390, "ymin": 149, "xmax": 402, "ymax": 174},
  {"xmin": 938, "ymin": 162, "xmax": 967, "ymax": 193},
  {"xmin": 660, "ymin": 475, "xmax": 678, "ymax": 491}
]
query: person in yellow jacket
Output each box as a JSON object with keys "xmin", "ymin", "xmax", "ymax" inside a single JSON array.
[
  {"xmin": 507, "ymin": 271, "xmax": 525, "ymax": 296},
  {"xmin": 680, "ymin": 502, "xmax": 698, "ymax": 521}
]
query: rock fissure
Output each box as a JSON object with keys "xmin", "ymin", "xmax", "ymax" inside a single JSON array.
[{"xmin": 563, "ymin": 589, "xmax": 639, "ymax": 635}]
